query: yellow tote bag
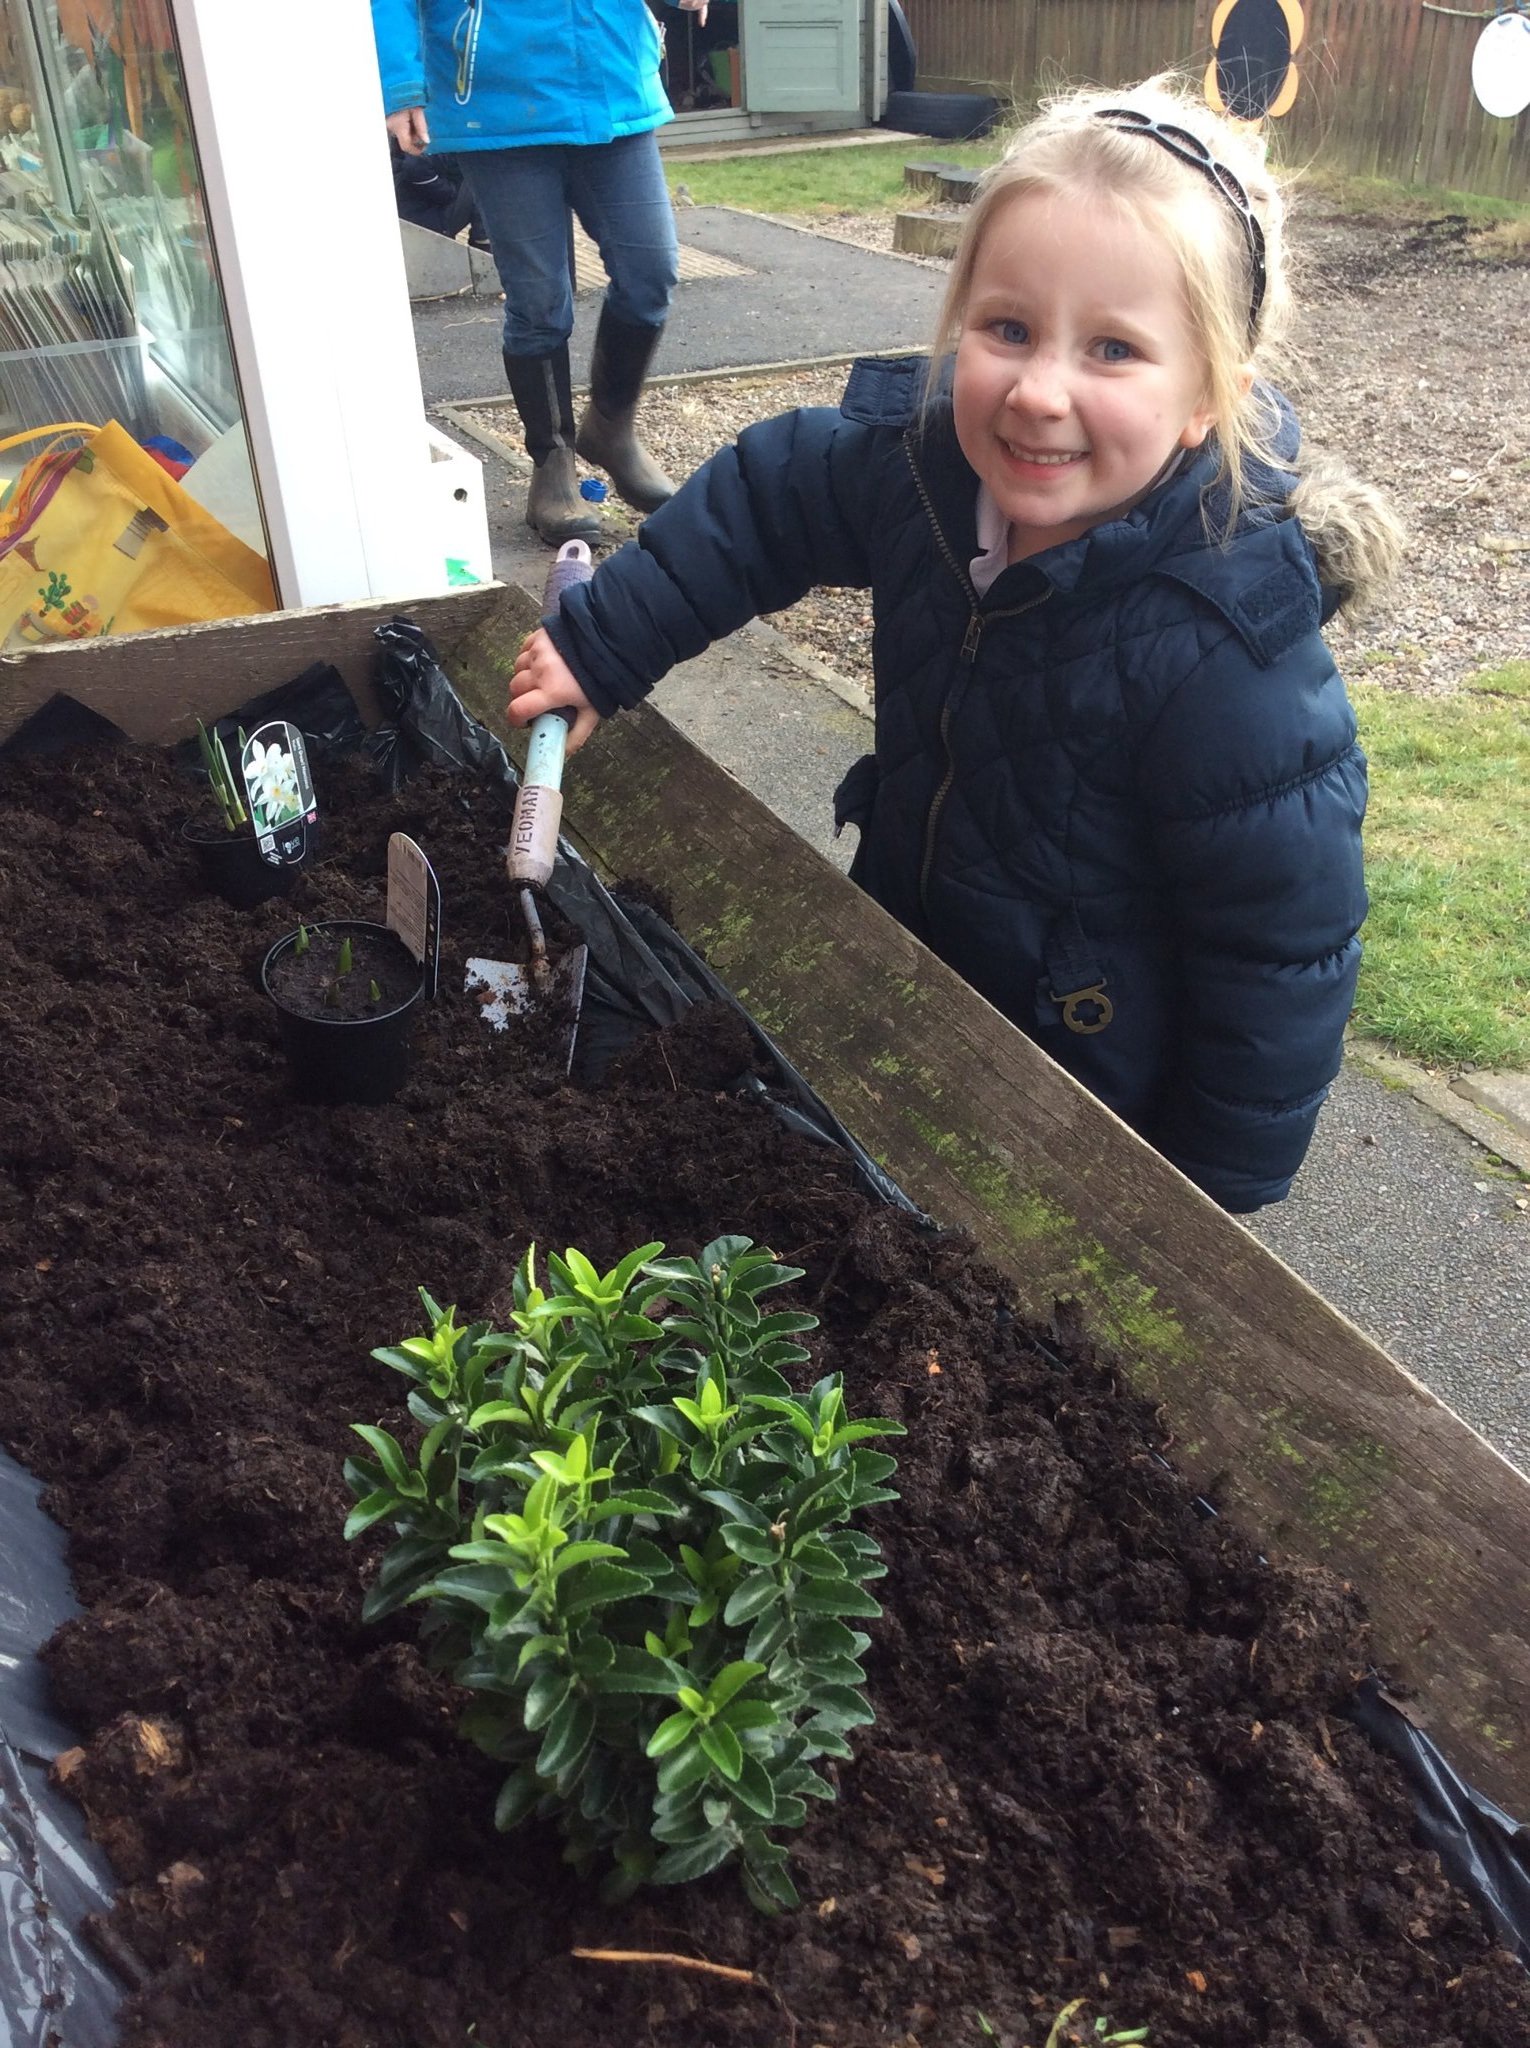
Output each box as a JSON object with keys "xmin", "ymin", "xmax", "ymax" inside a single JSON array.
[{"xmin": 0, "ymin": 421, "xmax": 276, "ymax": 650}]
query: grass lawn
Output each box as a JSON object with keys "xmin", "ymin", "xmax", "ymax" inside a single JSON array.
[
  {"xmin": 664, "ymin": 138, "xmax": 1001, "ymax": 217},
  {"xmin": 666, "ymin": 136, "xmax": 1530, "ymax": 248},
  {"xmin": 1354, "ymin": 663, "xmax": 1530, "ymax": 1071}
]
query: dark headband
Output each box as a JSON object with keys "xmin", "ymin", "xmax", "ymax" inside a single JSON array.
[{"xmin": 1093, "ymin": 106, "xmax": 1268, "ymax": 342}]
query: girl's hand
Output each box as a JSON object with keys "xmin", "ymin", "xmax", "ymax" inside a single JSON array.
[
  {"xmin": 677, "ymin": 0, "xmax": 709, "ymax": 23},
  {"xmin": 387, "ymin": 107, "xmax": 430, "ymax": 155},
  {"xmin": 510, "ymin": 629, "xmax": 602, "ymax": 753}
]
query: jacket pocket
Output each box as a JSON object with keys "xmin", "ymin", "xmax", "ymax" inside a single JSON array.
[{"xmin": 833, "ymin": 752, "xmax": 879, "ymax": 837}]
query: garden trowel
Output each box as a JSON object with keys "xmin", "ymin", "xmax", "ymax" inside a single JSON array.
[{"xmin": 465, "ymin": 540, "xmax": 591, "ymax": 1068}]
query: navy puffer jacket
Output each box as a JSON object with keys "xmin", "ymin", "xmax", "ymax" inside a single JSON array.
[{"xmin": 548, "ymin": 356, "xmax": 1373, "ymax": 1212}]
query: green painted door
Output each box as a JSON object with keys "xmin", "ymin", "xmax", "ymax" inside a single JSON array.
[{"xmin": 740, "ymin": 0, "xmax": 863, "ymax": 115}]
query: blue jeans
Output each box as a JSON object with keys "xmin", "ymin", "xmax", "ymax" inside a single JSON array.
[{"xmin": 463, "ymin": 130, "xmax": 679, "ymax": 357}]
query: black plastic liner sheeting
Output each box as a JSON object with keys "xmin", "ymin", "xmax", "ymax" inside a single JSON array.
[
  {"xmin": 0, "ymin": 1452, "xmax": 121, "ymax": 2048},
  {"xmin": 1, "ymin": 629, "xmax": 1527, "ymax": 2044}
]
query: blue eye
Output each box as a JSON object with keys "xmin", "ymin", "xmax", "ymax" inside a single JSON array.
[
  {"xmin": 1098, "ymin": 337, "xmax": 1136, "ymax": 363},
  {"xmin": 992, "ymin": 319, "xmax": 1028, "ymax": 346}
]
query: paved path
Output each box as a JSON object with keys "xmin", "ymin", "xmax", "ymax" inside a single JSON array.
[{"xmin": 417, "ymin": 207, "xmax": 1530, "ymax": 1469}]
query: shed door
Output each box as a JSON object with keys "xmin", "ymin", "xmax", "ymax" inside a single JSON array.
[{"xmin": 741, "ymin": 0, "xmax": 863, "ymax": 115}]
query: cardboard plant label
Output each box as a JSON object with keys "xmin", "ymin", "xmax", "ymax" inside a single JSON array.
[
  {"xmin": 387, "ymin": 833, "xmax": 441, "ymax": 999},
  {"xmin": 240, "ymin": 721, "xmax": 317, "ymax": 867}
]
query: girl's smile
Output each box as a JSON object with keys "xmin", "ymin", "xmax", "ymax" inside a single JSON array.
[{"xmin": 952, "ymin": 185, "xmax": 1220, "ymax": 563}]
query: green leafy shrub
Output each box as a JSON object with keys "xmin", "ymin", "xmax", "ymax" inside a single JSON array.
[{"xmin": 343, "ymin": 1236, "xmax": 904, "ymax": 1910}]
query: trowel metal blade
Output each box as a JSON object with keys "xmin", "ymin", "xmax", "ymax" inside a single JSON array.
[{"xmin": 465, "ymin": 947, "xmax": 588, "ymax": 1068}]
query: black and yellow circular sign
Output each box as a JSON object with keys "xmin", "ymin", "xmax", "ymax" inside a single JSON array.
[{"xmin": 1206, "ymin": 0, "xmax": 1306, "ymax": 119}]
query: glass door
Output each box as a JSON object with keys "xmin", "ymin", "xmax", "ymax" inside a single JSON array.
[{"xmin": 1, "ymin": 0, "xmax": 260, "ymax": 539}]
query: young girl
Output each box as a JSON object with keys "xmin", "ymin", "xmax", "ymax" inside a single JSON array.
[{"xmin": 508, "ymin": 76, "xmax": 1403, "ymax": 1214}]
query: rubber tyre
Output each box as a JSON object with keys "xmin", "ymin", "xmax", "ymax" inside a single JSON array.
[
  {"xmin": 888, "ymin": 0, "xmax": 917, "ymax": 95},
  {"xmin": 880, "ymin": 88, "xmax": 999, "ymax": 140}
]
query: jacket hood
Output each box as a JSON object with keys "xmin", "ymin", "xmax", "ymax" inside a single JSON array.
[{"xmin": 1288, "ymin": 451, "xmax": 1407, "ymax": 619}]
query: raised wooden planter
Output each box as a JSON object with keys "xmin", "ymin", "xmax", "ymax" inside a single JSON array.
[{"xmin": 5, "ymin": 582, "xmax": 1528, "ymax": 1820}]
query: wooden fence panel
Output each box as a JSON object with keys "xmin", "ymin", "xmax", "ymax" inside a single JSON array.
[{"xmin": 902, "ymin": 0, "xmax": 1530, "ymax": 198}]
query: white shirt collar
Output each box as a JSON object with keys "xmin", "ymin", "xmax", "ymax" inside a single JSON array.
[{"xmin": 969, "ymin": 484, "xmax": 1010, "ymax": 597}]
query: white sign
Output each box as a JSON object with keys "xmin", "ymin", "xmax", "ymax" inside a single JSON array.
[{"xmin": 1472, "ymin": 11, "xmax": 1530, "ymax": 118}]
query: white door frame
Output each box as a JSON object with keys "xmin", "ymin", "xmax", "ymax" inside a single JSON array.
[{"xmin": 172, "ymin": 0, "xmax": 451, "ymax": 609}]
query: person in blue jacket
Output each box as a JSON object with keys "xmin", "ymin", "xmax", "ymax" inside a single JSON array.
[
  {"xmin": 371, "ymin": 0, "xmax": 708, "ymax": 545},
  {"xmin": 508, "ymin": 76, "xmax": 1405, "ymax": 1212}
]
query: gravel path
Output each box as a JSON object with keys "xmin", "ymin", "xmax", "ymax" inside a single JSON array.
[{"xmin": 465, "ymin": 207, "xmax": 1530, "ymax": 698}]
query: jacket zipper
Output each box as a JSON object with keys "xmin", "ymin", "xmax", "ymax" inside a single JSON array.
[
  {"xmin": 454, "ymin": 0, "xmax": 483, "ymax": 105},
  {"xmin": 904, "ymin": 439, "xmax": 1052, "ymax": 908}
]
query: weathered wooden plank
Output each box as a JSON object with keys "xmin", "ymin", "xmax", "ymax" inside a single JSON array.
[
  {"xmin": 516, "ymin": 688, "xmax": 1529, "ymax": 1818},
  {"xmin": 0, "ymin": 585, "xmax": 504, "ymax": 747}
]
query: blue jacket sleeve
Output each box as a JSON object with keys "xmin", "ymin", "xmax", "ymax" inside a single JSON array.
[
  {"xmin": 545, "ymin": 406, "xmax": 878, "ymax": 718},
  {"xmin": 1135, "ymin": 632, "xmax": 1367, "ymax": 1212},
  {"xmin": 370, "ymin": 0, "xmax": 427, "ymax": 115}
]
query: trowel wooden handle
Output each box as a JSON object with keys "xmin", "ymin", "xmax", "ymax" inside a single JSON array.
[{"xmin": 508, "ymin": 541, "xmax": 593, "ymax": 888}]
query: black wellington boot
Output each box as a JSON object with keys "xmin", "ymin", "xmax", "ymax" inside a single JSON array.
[
  {"xmin": 574, "ymin": 309, "xmax": 675, "ymax": 515},
  {"xmin": 502, "ymin": 346, "xmax": 603, "ymax": 546}
]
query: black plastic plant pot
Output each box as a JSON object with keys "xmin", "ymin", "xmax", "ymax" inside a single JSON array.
[
  {"xmin": 261, "ymin": 920, "xmax": 423, "ymax": 1105},
  {"xmin": 181, "ymin": 815, "xmax": 306, "ymax": 910}
]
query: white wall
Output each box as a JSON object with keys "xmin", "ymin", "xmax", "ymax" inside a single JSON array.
[{"xmin": 174, "ymin": 0, "xmax": 472, "ymax": 608}]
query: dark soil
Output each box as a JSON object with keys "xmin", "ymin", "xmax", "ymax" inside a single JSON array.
[
  {"xmin": 265, "ymin": 922, "xmax": 422, "ymax": 1023},
  {"xmin": 0, "ymin": 738, "xmax": 1525, "ymax": 2048}
]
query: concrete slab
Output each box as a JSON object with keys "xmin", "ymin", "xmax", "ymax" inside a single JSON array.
[{"xmin": 1458, "ymin": 1069, "xmax": 1530, "ymax": 1150}]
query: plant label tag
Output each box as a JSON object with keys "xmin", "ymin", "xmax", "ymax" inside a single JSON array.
[
  {"xmin": 387, "ymin": 833, "xmax": 441, "ymax": 999},
  {"xmin": 240, "ymin": 721, "xmax": 317, "ymax": 867}
]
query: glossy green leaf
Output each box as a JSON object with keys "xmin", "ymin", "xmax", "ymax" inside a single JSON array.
[
  {"xmin": 698, "ymin": 1722, "xmax": 743, "ymax": 1782},
  {"xmin": 731, "ymin": 1753, "xmax": 777, "ymax": 1819},
  {"xmin": 655, "ymin": 1737, "xmax": 712, "ymax": 1798},
  {"xmin": 717, "ymin": 1698, "xmax": 779, "ymax": 1734},
  {"xmin": 494, "ymin": 1768, "xmax": 542, "ymax": 1832},
  {"xmin": 790, "ymin": 1538, "xmax": 849, "ymax": 1579},
  {"xmin": 570, "ymin": 1635, "xmax": 615, "ymax": 1677},
  {"xmin": 720, "ymin": 1521, "xmax": 780, "ymax": 1567},
  {"xmin": 799, "ymin": 1720, "xmax": 855, "ymax": 1761},
  {"xmin": 557, "ymin": 1562, "xmax": 651, "ymax": 1619},
  {"xmin": 549, "ymin": 1540, "xmax": 628, "ymax": 1578},
  {"xmin": 596, "ymin": 1646, "xmax": 688, "ymax": 1694},
  {"xmin": 536, "ymin": 1693, "xmax": 596, "ymax": 1778},
  {"xmin": 741, "ymin": 1849, "xmax": 800, "ymax": 1912},
  {"xmin": 792, "ymin": 1578, "xmax": 882, "ymax": 1618},
  {"xmin": 645, "ymin": 1711, "xmax": 696, "ymax": 1759},
  {"xmin": 523, "ymin": 1668, "xmax": 571, "ymax": 1732},
  {"xmin": 695, "ymin": 1486, "xmax": 768, "ymax": 1529},
  {"xmin": 343, "ymin": 1489, "xmax": 400, "ymax": 1540},
  {"xmin": 743, "ymin": 1608, "xmax": 793, "ymax": 1665},
  {"xmin": 650, "ymin": 1832, "xmax": 737, "ymax": 1886},
  {"xmin": 467, "ymin": 1400, "xmax": 533, "ymax": 1429},
  {"xmin": 596, "ymin": 1489, "xmax": 684, "ymax": 1518},
  {"xmin": 722, "ymin": 1573, "xmax": 780, "ymax": 1627},
  {"xmin": 705, "ymin": 1660, "xmax": 765, "ymax": 1711},
  {"xmin": 349, "ymin": 1424, "xmax": 415, "ymax": 1493},
  {"xmin": 804, "ymin": 1684, "xmax": 875, "ymax": 1729}
]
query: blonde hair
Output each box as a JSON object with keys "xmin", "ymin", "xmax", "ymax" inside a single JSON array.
[{"xmin": 929, "ymin": 74, "xmax": 1294, "ymax": 527}]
